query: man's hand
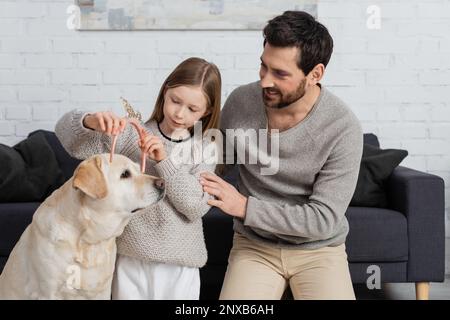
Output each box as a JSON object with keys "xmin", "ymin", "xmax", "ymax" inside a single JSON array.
[{"xmin": 199, "ymin": 172, "xmax": 248, "ymax": 219}]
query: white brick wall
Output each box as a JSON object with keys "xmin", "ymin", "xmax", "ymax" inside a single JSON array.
[{"xmin": 0, "ymin": 0, "xmax": 449, "ymax": 274}]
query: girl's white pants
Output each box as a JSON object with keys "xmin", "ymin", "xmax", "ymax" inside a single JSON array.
[{"xmin": 111, "ymin": 254, "xmax": 200, "ymax": 300}]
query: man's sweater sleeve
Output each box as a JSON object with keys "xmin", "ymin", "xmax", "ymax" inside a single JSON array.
[
  {"xmin": 55, "ymin": 109, "xmax": 140, "ymax": 160},
  {"xmin": 154, "ymin": 141, "xmax": 218, "ymax": 222},
  {"xmin": 243, "ymin": 123, "xmax": 363, "ymax": 241}
]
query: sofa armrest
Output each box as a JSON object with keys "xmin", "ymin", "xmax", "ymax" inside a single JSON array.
[{"xmin": 386, "ymin": 166, "xmax": 446, "ymax": 282}]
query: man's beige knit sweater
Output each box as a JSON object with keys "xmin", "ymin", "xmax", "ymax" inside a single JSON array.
[{"xmin": 55, "ymin": 110, "xmax": 217, "ymax": 268}]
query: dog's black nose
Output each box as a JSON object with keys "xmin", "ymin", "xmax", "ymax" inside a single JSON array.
[{"xmin": 154, "ymin": 179, "xmax": 165, "ymax": 191}]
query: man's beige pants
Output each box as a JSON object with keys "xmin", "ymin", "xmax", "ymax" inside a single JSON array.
[{"xmin": 219, "ymin": 233, "xmax": 356, "ymax": 300}]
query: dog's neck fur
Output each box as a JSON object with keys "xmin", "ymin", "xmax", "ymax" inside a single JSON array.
[
  {"xmin": 31, "ymin": 178, "xmax": 132, "ymax": 276},
  {"xmin": 35, "ymin": 178, "xmax": 130, "ymax": 246}
]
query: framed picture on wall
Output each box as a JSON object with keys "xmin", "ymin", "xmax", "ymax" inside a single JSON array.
[{"xmin": 75, "ymin": 0, "xmax": 318, "ymax": 30}]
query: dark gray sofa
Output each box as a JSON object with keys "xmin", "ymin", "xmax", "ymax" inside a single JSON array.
[{"xmin": 0, "ymin": 131, "xmax": 445, "ymax": 300}]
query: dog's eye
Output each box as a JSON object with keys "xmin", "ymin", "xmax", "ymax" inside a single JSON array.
[{"xmin": 120, "ymin": 170, "xmax": 131, "ymax": 179}]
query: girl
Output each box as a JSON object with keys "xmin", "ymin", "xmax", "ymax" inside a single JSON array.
[{"xmin": 55, "ymin": 57, "xmax": 221, "ymax": 299}]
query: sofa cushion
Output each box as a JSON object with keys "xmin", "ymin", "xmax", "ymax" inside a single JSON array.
[
  {"xmin": 363, "ymin": 133, "xmax": 380, "ymax": 148},
  {"xmin": 202, "ymin": 207, "xmax": 234, "ymax": 266},
  {"xmin": 203, "ymin": 206, "xmax": 409, "ymax": 265},
  {"xmin": 345, "ymin": 207, "xmax": 408, "ymax": 262},
  {"xmin": 349, "ymin": 261, "xmax": 407, "ymax": 284},
  {"xmin": 0, "ymin": 203, "xmax": 38, "ymax": 256},
  {"xmin": 200, "ymin": 265, "xmax": 228, "ymax": 300},
  {"xmin": 202, "ymin": 164, "xmax": 238, "ymax": 266},
  {"xmin": 351, "ymin": 144, "xmax": 408, "ymax": 208}
]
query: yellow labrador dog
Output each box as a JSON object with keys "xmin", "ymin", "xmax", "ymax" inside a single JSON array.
[{"xmin": 0, "ymin": 154, "xmax": 164, "ymax": 299}]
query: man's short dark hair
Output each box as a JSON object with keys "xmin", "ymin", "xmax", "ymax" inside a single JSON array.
[{"xmin": 263, "ymin": 11, "xmax": 333, "ymax": 75}]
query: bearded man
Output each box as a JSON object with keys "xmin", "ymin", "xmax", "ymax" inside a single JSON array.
[{"xmin": 200, "ymin": 11, "xmax": 363, "ymax": 300}]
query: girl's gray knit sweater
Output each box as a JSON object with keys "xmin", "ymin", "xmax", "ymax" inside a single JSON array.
[{"xmin": 55, "ymin": 110, "xmax": 217, "ymax": 268}]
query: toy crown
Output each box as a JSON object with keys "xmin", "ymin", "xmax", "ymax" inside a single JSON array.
[{"xmin": 120, "ymin": 96, "xmax": 142, "ymax": 122}]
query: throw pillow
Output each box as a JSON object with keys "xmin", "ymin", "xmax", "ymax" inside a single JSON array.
[{"xmin": 350, "ymin": 144, "xmax": 408, "ymax": 207}]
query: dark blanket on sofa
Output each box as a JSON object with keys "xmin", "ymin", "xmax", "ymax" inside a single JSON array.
[{"xmin": 0, "ymin": 131, "xmax": 65, "ymax": 202}]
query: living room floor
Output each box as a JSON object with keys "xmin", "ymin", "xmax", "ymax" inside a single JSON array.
[{"xmin": 354, "ymin": 275, "xmax": 450, "ymax": 300}]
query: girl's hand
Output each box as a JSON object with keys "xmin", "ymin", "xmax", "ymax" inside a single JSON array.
[
  {"xmin": 139, "ymin": 135, "xmax": 167, "ymax": 162},
  {"xmin": 83, "ymin": 111, "xmax": 127, "ymax": 135}
]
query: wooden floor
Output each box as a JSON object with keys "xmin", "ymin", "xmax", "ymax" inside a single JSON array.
[{"xmin": 354, "ymin": 276, "xmax": 450, "ymax": 300}]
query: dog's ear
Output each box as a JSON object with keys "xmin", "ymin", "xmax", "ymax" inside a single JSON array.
[{"xmin": 73, "ymin": 156, "xmax": 108, "ymax": 199}]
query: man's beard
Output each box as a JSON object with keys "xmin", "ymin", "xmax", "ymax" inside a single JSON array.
[{"xmin": 262, "ymin": 78, "xmax": 307, "ymax": 109}]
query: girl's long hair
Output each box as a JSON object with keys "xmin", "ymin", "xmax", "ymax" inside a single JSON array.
[{"xmin": 148, "ymin": 57, "xmax": 221, "ymax": 135}]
